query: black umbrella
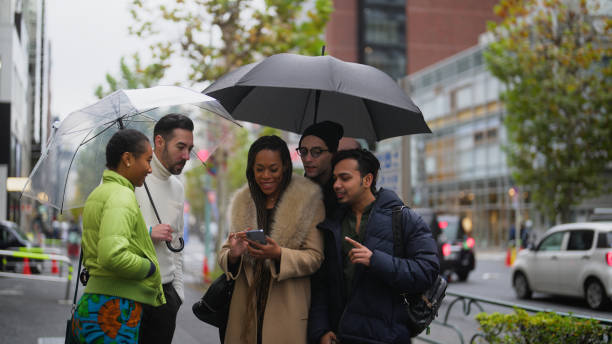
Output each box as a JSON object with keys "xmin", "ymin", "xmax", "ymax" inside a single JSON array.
[{"xmin": 203, "ymin": 53, "xmax": 430, "ymax": 142}]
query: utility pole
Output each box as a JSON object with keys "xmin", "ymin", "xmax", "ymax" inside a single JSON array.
[{"xmin": 401, "ymin": 136, "xmax": 412, "ymax": 204}]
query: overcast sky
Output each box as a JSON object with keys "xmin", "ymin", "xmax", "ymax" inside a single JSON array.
[{"xmin": 47, "ymin": 1, "xmax": 149, "ymax": 119}]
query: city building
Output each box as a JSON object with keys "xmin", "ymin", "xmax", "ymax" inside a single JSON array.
[
  {"xmin": 404, "ymin": 40, "xmax": 612, "ymax": 247},
  {"xmin": 24, "ymin": 0, "xmax": 51, "ymax": 167},
  {"xmin": 325, "ymin": 0, "xmax": 499, "ymax": 77},
  {"xmin": 324, "ymin": 0, "xmax": 499, "ymax": 209},
  {"xmin": 405, "ymin": 43, "xmax": 518, "ymax": 247},
  {"xmin": 0, "ymin": 0, "xmax": 50, "ymax": 223},
  {"xmin": 324, "ymin": 1, "xmax": 611, "ymax": 247}
]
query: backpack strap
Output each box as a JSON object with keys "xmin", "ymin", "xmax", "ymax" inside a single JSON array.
[{"xmin": 392, "ymin": 205, "xmax": 406, "ymax": 258}]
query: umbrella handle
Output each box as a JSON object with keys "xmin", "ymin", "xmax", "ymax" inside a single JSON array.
[
  {"xmin": 166, "ymin": 238, "xmax": 184, "ymax": 252},
  {"xmin": 144, "ymin": 181, "xmax": 185, "ymax": 253}
]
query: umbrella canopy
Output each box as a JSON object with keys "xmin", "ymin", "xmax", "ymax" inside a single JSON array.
[
  {"xmin": 22, "ymin": 86, "xmax": 239, "ymax": 212},
  {"xmin": 203, "ymin": 53, "xmax": 431, "ymax": 142}
]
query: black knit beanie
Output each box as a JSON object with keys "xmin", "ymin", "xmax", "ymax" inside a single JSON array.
[{"xmin": 299, "ymin": 121, "xmax": 344, "ymax": 153}]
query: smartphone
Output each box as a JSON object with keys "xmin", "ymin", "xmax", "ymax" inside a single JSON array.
[{"xmin": 245, "ymin": 229, "xmax": 267, "ymax": 245}]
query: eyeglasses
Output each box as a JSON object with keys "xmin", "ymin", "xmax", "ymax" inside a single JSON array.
[{"xmin": 296, "ymin": 147, "xmax": 329, "ymax": 158}]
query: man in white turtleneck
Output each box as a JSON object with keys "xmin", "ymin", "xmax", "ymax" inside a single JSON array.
[{"xmin": 135, "ymin": 114, "xmax": 194, "ymax": 344}]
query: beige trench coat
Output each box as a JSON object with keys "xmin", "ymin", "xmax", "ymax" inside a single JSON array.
[{"xmin": 218, "ymin": 175, "xmax": 325, "ymax": 344}]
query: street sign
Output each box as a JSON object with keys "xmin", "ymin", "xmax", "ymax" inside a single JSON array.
[{"xmin": 375, "ymin": 149, "xmax": 402, "ymax": 195}]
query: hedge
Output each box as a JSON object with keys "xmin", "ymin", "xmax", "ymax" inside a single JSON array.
[{"xmin": 475, "ymin": 309, "xmax": 611, "ymax": 344}]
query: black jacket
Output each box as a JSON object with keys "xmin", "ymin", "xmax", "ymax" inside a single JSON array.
[{"xmin": 308, "ymin": 188, "xmax": 440, "ymax": 343}]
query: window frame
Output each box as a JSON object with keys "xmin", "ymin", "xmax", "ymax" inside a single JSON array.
[
  {"xmin": 566, "ymin": 229, "xmax": 595, "ymax": 251},
  {"xmin": 536, "ymin": 231, "xmax": 567, "ymax": 252}
]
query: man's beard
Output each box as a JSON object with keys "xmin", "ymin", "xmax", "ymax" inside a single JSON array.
[
  {"xmin": 162, "ymin": 148, "xmax": 186, "ymax": 175},
  {"xmin": 169, "ymin": 162, "xmax": 186, "ymax": 174}
]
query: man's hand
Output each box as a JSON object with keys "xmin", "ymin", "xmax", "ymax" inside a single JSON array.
[
  {"xmin": 151, "ymin": 224, "xmax": 173, "ymax": 242},
  {"xmin": 320, "ymin": 331, "xmax": 338, "ymax": 344},
  {"xmin": 345, "ymin": 236, "xmax": 372, "ymax": 267},
  {"xmin": 246, "ymin": 236, "xmax": 282, "ymax": 261}
]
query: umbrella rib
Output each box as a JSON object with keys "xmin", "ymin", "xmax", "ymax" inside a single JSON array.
[
  {"xmin": 299, "ymin": 88, "xmax": 314, "ymax": 132},
  {"xmin": 131, "ymin": 107, "xmax": 158, "ymax": 119},
  {"xmin": 125, "ymin": 108, "xmax": 167, "ymax": 124},
  {"xmin": 62, "ymin": 126, "xmax": 101, "ymax": 137},
  {"xmin": 63, "ymin": 110, "xmax": 136, "ymax": 136},
  {"xmin": 360, "ymin": 99, "xmax": 379, "ymax": 143},
  {"xmin": 80, "ymin": 121, "xmax": 119, "ymax": 146},
  {"xmin": 59, "ymin": 124, "xmax": 102, "ymax": 212}
]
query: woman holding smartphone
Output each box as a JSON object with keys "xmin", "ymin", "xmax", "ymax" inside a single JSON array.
[{"xmin": 217, "ymin": 135, "xmax": 325, "ymax": 344}]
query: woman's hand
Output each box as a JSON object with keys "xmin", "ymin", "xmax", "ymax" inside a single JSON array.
[
  {"xmin": 247, "ymin": 237, "xmax": 281, "ymax": 261},
  {"xmin": 228, "ymin": 231, "xmax": 248, "ymax": 264}
]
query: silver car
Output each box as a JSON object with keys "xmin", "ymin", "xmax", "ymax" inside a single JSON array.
[{"xmin": 512, "ymin": 222, "xmax": 612, "ymax": 310}]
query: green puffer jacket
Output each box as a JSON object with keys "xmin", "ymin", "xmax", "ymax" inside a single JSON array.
[{"xmin": 81, "ymin": 169, "xmax": 165, "ymax": 306}]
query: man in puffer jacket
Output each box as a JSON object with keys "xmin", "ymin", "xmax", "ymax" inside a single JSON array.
[{"xmin": 308, "ymin": 149, "xmax": 439, "ymax": 344}]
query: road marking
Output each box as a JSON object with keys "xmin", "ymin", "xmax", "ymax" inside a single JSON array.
[
  {"xmin": 482, "ymin": 272, "xmax": 500, "ymax": 280},
  {"xmin": 0, "ymin": 289, "xmax": 24, "ymax": 296},
  {"xmin": 38, "ymin": 338, "xmax": 64, "ymax": 344}
]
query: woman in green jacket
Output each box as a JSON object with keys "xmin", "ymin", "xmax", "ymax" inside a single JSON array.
[{"xmin": 70, "ymin": 129, "xmax": 165, "ymax": 344}]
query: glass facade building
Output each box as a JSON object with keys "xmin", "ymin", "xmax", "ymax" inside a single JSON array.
[
  {"xmin": 403, "ymin": 42, "xmax": 612, "ymax": 248},
  {"xmin": 404, "ymin": 45, "xmax": 531, "ymax": 247}
]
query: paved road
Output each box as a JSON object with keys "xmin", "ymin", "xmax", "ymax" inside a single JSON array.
[
  {"xmin": 417, "ymin": 252, "xmax": 612, "ymax": 343},
  {"xmin": 2, "ymin": 244, "xmax": 610, "ymax": 343},
  {"xmin": 0, "ymin": 236, "xmax": 219, "ymax": 344}
]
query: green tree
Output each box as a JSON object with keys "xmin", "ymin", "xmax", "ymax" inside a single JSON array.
[
  {"xmin": 94, "ymin": 52, "xmax": 170, "ymax": 98},
  {"xmin": 122, "ymin": 0, "xmax": 332, "ymax": 246},
  {"xmin": 485, "ymin": 0, "xmax": 612, "ymax": 223},
  {"xmin": 128, "ymin": 0, "xmax": 332, "ymax": 83}
]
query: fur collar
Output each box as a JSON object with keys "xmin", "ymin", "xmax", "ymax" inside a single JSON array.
[{"xmin": 228, "ymin": 174, "xmax": 323, "ymax": 249}]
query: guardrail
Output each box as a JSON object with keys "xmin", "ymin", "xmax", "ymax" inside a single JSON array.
[
  {"xmin": 416, "ymin": 291, "xmax": 612, "ymax": 344},
  {"xmin": 0, "ymin": 249, "xmax": 74, "ymax": 301}
]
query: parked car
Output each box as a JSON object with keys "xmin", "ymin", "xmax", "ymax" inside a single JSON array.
[
  {"xmin": 512, "ymin": 222, "xmax": 612, "ymax": 310},
  {"xmin": 0, "ymin": 220, "xmax": 43, "ymax": 273},
  {"xmin": 414, "ymin": 209, "xmax": 476, "ymax": 281}
]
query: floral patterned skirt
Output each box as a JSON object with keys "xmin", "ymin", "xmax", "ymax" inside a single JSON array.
[{"xmin": 70, "ymin": 293, "xmax": 143, "ymax": 344}]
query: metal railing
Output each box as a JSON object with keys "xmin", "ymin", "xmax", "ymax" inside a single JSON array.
[
  {"xmin": 416, "ymin": 291, "xmax": 612, "ymax": 344},
  {"xmin": 0, "ymin": 249, "xmax": 74, "ymax": 301}
]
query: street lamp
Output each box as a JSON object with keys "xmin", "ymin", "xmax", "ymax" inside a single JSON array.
[
  {"xmin": 508, "ymin": 187, "xmax": 516, "ymax": 198},
  {"xmin": 509, "ymin": 186, "xmax": 521, "ymax": 259}
]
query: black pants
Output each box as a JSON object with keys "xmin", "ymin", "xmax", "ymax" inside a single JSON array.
[{"xmin": 139, "ymin": 283, "xmax": 182, "ymax": 344}]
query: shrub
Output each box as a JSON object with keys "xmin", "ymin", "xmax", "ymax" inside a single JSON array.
[{"xmin": 475, "ymin": 309, "xmax": 611, "ymax": 344}]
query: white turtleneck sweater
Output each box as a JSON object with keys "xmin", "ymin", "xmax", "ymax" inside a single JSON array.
[{"xmin": 135, "ymin": 153, "xmax": 185, "ymax": 302}]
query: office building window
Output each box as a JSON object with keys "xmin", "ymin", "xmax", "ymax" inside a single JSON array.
[
  {"xmin": 364, "ymin": 8, "xmax": 405, "ymax": 46},
  {"xmin": 361, "ymin": 1, "xmax": 406, "ymax": 79},
  {"xmin": 364, "ymin": 0, "xmax": 404, "ymax": 4},
  {"xmin": 364, "ymin": 48, "xmax": 406, "ymax": 79}
]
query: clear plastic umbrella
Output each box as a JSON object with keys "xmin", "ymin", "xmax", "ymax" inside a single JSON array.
[{"xmin": 22, "ymin": 86, "xmax": 239, "ymax": 251}]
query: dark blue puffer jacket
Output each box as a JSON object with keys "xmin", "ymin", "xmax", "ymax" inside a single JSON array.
[{"xmin": 308, "ymin": 188, "xmax": 440, "ymax": 344}]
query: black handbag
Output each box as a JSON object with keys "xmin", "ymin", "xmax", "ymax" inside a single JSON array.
[
  {"xmin": 392, "ymin": 206, "xmax": 447, "ymax": 337},
  {"xmin": 192, "ymin": 273, "xmax": 235, "ymax": 339}
]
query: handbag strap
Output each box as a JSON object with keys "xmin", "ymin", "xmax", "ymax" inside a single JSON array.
[
  {"xmin": 392, "ymin": 205, "xmax": 406, "ymax": 258},
  {"xmin": 71, "ymin": 248, "xmax": 84, "ymax": 312}
]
